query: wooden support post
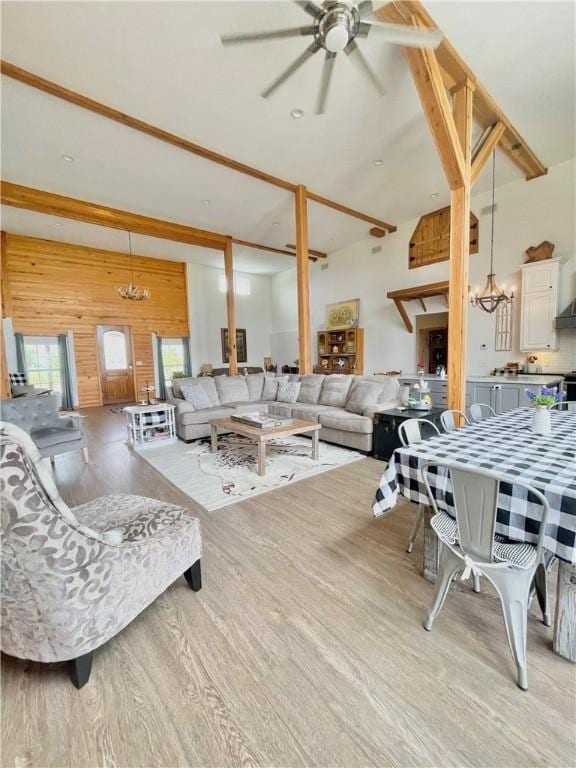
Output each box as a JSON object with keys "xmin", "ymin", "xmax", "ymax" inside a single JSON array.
[
  {"xmin": 447, "ymin": 79, "xmax": 474, "ymax": 415},
  {"xmin": 295, "ymin": 185, "xmax": 312, "ymax": 374},
  {"xmin": 223, "ymin": 237, "xmax": 237, "ymax": 376}
]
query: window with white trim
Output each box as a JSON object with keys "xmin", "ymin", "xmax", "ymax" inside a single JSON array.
[
  {"xmin": 24, "ymin": 337, "xmax": 62, "ymax": 393},
  {"xmin": 218, "ymin": 273, "xmax": 251, "ymax": 296},
  {"xmin": 162, "ymin": 339, "xmax": 186, "ymax": 383}
]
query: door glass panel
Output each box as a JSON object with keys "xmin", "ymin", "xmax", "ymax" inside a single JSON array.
[{"xmin": 103, "ymin": 331, "xmax": 127, "ymax": 370}]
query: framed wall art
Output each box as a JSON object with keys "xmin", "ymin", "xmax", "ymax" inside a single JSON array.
[
  {"xmin": 221, "ymin": 328, "xmax": 247, "ymax": 363},
  {"xmin": 325, "ymin": 299, "xmax": 360, "ymax": 330}
]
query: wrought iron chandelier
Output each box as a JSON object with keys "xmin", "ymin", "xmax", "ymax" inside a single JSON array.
[
  {"xmin": 470, "ymin": 151, "xmax": 513, "ymax": 313},
  {"xmin": 117, "ymin": 231, "xmax": 151, "ymax": 301}
]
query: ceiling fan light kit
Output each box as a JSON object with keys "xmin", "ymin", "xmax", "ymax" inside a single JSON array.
[{"xmin": 221, "ymin": 1, "xmax": 443, "ymax": 115}]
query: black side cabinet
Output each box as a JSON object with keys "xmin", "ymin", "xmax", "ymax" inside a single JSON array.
[{"xmin": 372, "ymin": 407, "xmax": 444, "ymax": 461}]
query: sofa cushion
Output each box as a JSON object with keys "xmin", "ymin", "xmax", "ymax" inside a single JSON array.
[
  {"xmin": 345, "ymin": 380, "xmax": 384, "ymax": 415},
  {"xmin": 319, "ymin": 375, "xmax": 354, "ymax": 407},
  {"xmin": 245, "ymin": 373, "xmax": 265, "ymax": 401},
  {"xmin": 30, "ymin": 426, "xmax": 82, "ymax": 449},
  {"xmin": 179, "ymin": 406, "xmax": 235, "ymax": 426},
  {"xmin": 267, "ymin": 402, "xmax": 294, "ymax": 418},
  {"xmin": 214, "ymin": 375, "xmax": 250, "ymax": 404},
  {"xmin": 229, "ymin": 402, "xmax": 270, "ymax": 415},
  {"xmin": 180, "ymin": 383, "xmax": 213, "ymax": 410},
  {"xmin": 297, "ymin": 374, "xmax": 325, "ymax": 404},
  {"xmin": 262, "ymin": 375, "xmax": 288, "ymax": 401},
  {"xmin": 173, "ymin": 376, "xmax": 219, "ymax": 406},
  {"xmin": 277, "ymin": 380, "xmax": 301, "ymax": 403},
  {"xmin": 319, "ymin": 410, "xmax": 373, "ymax": 434},
  {"xmin": 291, "ymin": 404, "xmax": 335, "ymax": 422},
  {"xmin": 377, "ymin": 376, "xmax": 400, "ymax": 404}
]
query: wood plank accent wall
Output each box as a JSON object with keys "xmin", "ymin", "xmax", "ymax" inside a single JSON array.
[
  {"xmin": 3, "ymin": 234, "xmax": 189, "ymax": 407},
  {"xmin": 0, "ymin": 232, "xmax": 11, "ymax": 399}
]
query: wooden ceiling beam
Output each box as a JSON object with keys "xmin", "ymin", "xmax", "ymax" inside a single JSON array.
[
  {"xmin": 232, "ymin": 238, "xmax": 317, "ymax": 262},
  {"xmin": 0, "ymin": 60, "xmax": 396, "ymax": 233},
  {"xmin": 285, "ymin": 243, "xmax": 327, "ymax": 258},
  {"xmin": 377, "ymin": 2, "xmax": 547, "ymax": 181},
  {"xmin": 0, "ymin": 181, "xmax": 227, "ymax": 250},
  {"xmin": 471, "ymin": 121, "xmax": 506, "ymax": 185}
]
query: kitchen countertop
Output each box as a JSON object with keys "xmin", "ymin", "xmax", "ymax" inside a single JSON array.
[{"xmin": 399, "ymin": 374, "xmax": 564, "ymax": 385}]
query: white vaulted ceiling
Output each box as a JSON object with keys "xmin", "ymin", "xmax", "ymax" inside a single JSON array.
[{"xmin": 1, "ymin": 1, "xmax": 574, "ymax": 272}]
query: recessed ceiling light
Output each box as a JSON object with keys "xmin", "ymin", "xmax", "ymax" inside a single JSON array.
[
  {"xmin": 328, "ymin": 238, "xmax": 334, "ymax": 244},
  {"xmin": 290, "ymin": 108, "xmax": 304, "ymax": 120},
  {"xmin": 428, "ymin": 192, "xmax": 440, "ymax": 198},
  {"xmin": 373, "ymin": 159, "xmax": 384, "ymax": 166},
  {"xmin": 61, "ymin": 154, "xmax": 75, "ymax": 163},
  {"xmin": 202, "ymin": 199, "xmax": 210, "ymax": 205},
  {"xmin": 272, "ymin": 221, "xmax": 280, "ymax": 227}
]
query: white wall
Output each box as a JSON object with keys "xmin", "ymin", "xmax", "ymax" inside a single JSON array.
[
  {"xmin": 187, "ymin": 262, "xmax": 273, "ymax": 373},
  {"xmin": 272, "ymin": 158, "xmax": 576, "ymax": 375},
  {"xmin": 270, "ymin": 267, "xmax": 299, "ymax": 367}
]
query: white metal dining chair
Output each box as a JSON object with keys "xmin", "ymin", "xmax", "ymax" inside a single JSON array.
[
  {"xmin": 398, "ymin": 418, "xmax": 441, "ymax": 554},
  {"xmin": 440, "ymin": 409, "xmax": 470, "ymax": 432},
  {"xmin": 548, "ymin": 401, "xmax": 576, "ymax": 411},
  {"xmin": 420, "ymin": 461, "xmax": 550, "ymax": 691},
  {"xmin": 469, "ymin": 403, "xmax": 496, "ymax": 422}
]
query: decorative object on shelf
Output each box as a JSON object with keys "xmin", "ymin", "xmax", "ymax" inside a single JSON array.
[
  {"xmin": 495, "ymin": 298, "xmax": 513, "ymax": 351},
  {"xmin": 470, "ymin": 152, "xmax": 514, "ymax": 314},
  {"xmin": 525, "ymin": 355, "xmax": 539, "ymax": 374},
  {"xmin": 408, "ymin": 377, "xmax": 432, "ymax": 411},
  {"xmin": 525, "ymin": 241, "xmax": 555, "ymax": 263},
  {"xmin": 526, "ymin": 386, "xmax": 565, "ymax": 435},
  {"xmin": 117, "ymin": 231, "xmax": 151, "ymax": 301},
  {"xmin": 417, "ymin": 360, "xmax": 426, "ymax": 376},
  {"xmin": 221, "ymin": 328, "xmax": 247, "ymax": 363},
  {"xmin": 317, "ymin": 328, "xmax": 364, "ymax": 374},
  {"xmin": 409, "ymin": 206, "xmax": 478, "ymax": 269},
  {"xmin": 325, "ymin": 299, "xmax": 360, "ymax": 330},
  {"xmin": 139, "ymin": 381, "xmax": 155, "ymax": 406}
]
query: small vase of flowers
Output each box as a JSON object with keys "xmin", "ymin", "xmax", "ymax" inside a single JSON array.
[{"xmin": 525, "ymin": 386, "xmax": 565, "ymax": 434}]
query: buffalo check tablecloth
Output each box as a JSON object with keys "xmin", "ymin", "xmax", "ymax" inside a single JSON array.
[{"xmin": 373, "ymin": 408, "xmax": 576, "ymax": 564}]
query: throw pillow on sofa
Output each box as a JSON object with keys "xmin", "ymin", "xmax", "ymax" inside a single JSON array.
[
  {"xmin": 180, "ymin": 383, "xmax": 213, "ymax": 410},
  {"xmin": 345, "ymin": 380, "xmax": 384, "ymax": 415},
  {"xmin": 214, "ymin": 375, "xmax": 250, "ymax": 404},
  {"xmin": 245, "ymin": 373, "xmax": 265, "ymax": 401},
  {"xmin": 297, "ymin": 374, "xmax": 325, "ymax": 404},
  {"xmin": 277, "ymin": 380, "xmax": 301, "ymax": 403},
  {"xmin": 262, "ymin": 375, "xmax": 288, "ymax": 401},
  {"xmin": 319, "ymin": 374, "xmax": 353, "ymax": 408}
]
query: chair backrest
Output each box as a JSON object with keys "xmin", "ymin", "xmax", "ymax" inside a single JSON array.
[
  {"xmin": 469, "ymin": 402, "xmax": 496, "ymax": 422},
  {"xmin": 440, "ymin": 409, "xmax": 470, "ymax": 432},
  {"xmin": 1, "ymin": 393, "xmax": 60, "ymax": 432},
  {"xmin": 549, "ymin": 401, "xmax": 576, "ymax": 412},
  {"xmin": 421, "ymin": 461, "xmax": 550, "ymax": 564},
  {"xmin": 0, "ymin": 422, "xmax": 116, "ymax": 663},
  {"xmin": 398, "ymin": 418, "xmax": 440, "ymax": 446}
]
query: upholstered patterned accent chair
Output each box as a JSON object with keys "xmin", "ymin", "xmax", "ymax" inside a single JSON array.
[
  {"xmin": 0, "ymin": 393, "xmax": 89, "ymax": 464},
  {"xmin": 0, "ymin": 422, "xmax": 202, "ymax": 688}
]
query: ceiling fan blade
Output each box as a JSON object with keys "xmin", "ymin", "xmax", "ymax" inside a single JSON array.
[
  {"xmin": 366, "ymin": 20, "xmax": 443, "ymax": 49},
  {"xmin": 221, "ymin": 26, "xmax": 316, "ymax": 46},
  {"xmin": 294, "ymin": 1, "xmax": 322, "ymax": 18},
  {"xmin": 357, "ymin": 1, "xmax": 374, "ymax": 19},
  {"xmin": 345, "ymin": 40, "xmax": 385, "ymax": 96},
  {"xmin": 262, "ymin": 41, "xmax": 321, "ymax": 99},
  {"xmin": 316, "ymin": 51, "xmax": 337, "ymax": 115}
]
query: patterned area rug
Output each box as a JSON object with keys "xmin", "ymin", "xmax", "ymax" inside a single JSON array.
[{"xmin": 135, "ymin": 434, "xmax": 365, "ymax": 510}]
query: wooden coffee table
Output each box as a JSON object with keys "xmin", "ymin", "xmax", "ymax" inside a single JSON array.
[{"xmin": 209, "ymin": 416, "xmax": 321, "ymax": 477}]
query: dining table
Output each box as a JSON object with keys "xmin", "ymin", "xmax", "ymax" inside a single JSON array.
[{"xmin": 372, "ymin": 407, "xmax": 576, "ymax": 662}]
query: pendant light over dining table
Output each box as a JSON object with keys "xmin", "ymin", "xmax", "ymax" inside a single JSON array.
[
  {"xmin": 470, "ymin": 151, "xmax": 514, "ymax": 313},
  {"xmin": 117, "ymin": 231, "xmax": 151, "ymax": 301}
]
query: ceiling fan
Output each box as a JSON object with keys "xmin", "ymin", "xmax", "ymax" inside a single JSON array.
[{"xmin": 221, "ymin": 1, "xmax": 443, "ymax": 114}]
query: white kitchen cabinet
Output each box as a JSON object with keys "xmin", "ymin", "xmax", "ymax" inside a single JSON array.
[{"xmin": 520, "ymin": 258, "xmax": 559, "ymax": 351}]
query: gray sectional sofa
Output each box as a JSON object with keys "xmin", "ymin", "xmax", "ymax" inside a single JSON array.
[{"xmin": 167, "ymin": 373, "xmax": 403, "ymax": 452}]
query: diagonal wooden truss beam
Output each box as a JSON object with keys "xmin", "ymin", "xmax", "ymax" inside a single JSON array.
[
  {"xmin": 0, "ymin": 60, "xmax": 396, "ymax": 233},
  {"xmin": 471, "ymin": 121, "xmax": 506, "ymax": 186},
  {"xmin": 403, "ymin": 42, "xmax": 466, "ymax": 190},
  {"xmin": 377, "ymin": 2, "xmax": 547, "ymax": 181}
]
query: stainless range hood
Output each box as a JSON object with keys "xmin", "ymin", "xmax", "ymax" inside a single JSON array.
[{"xmin": 556, "ymin": 298, "xmax": 576, "ymax": 329}]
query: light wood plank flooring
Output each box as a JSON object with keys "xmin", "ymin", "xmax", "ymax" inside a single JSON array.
[{"xmin": 2, "ymin": 407, "xmax": 575, "ymax": 768}]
